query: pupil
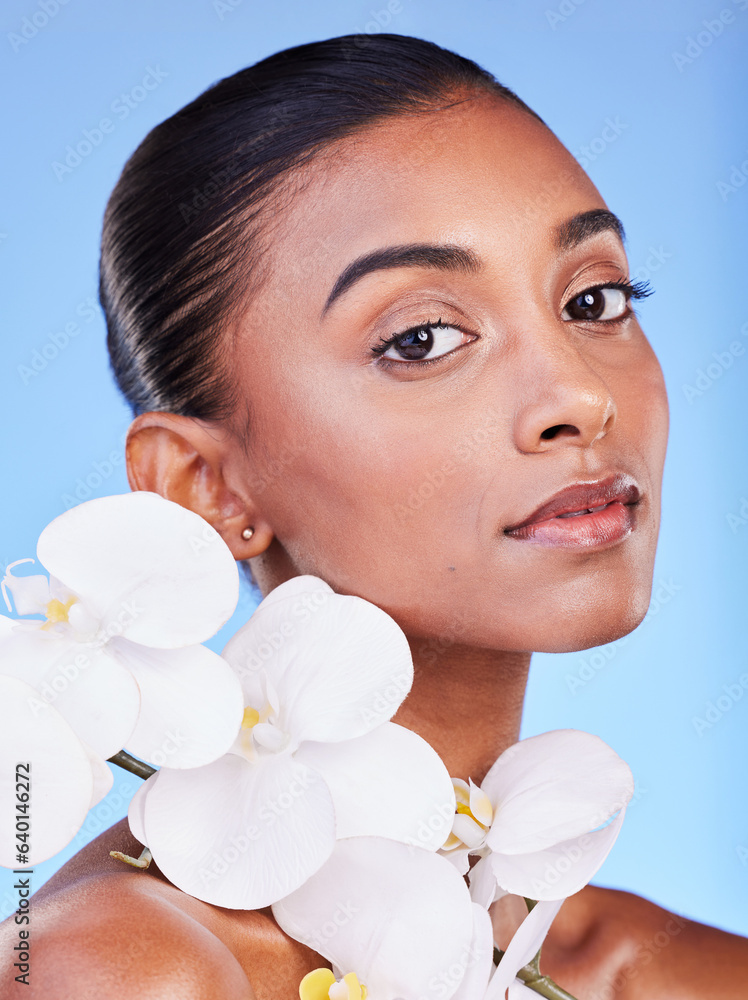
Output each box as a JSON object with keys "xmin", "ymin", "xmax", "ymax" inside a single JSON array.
[
  {"xmin": 569, "ymin": 289, "xmax": 604, "ymax": 320},
  {"xmin": 396, "ymin": 327, "xmax": 433, "ymax": 360}
]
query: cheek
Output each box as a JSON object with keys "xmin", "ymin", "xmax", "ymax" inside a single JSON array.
[
  {"xmin": 243, "ymin": 366, "xmax": 503, "ymax": 596},
  {"xmin": 617, "ymin": 342, "xmax": 670, "ymax": 483}
]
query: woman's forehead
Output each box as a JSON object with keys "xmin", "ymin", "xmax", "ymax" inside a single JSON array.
[{"xmin": 262, "ymin": 97, "xmax": 608, "ymax": 304}]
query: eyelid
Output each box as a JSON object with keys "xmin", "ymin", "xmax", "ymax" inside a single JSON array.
[
  {"xmin": 563, "ymin": 277, "xmax": 652, "ymax": 310},
  {"xmin": 371, "ymin": 317, "xmax": 476, "ymax": 364},
  {"xmin": 561, "ymin": 277, "xmax": 653, "ymax": 323}
]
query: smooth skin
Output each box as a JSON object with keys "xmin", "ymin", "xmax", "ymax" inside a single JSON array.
[{"xmin": 2, "ymin": 91, "xmax": 746, "ymax": 999}]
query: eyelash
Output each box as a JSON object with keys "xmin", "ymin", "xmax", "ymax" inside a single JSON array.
[
  {"xmin": 371, "ymin": 277, "xmax": 654, "ymax": 364},
  {"xmin": 371, "ymin": 316, "xmax": 459, "ymax": 365}
]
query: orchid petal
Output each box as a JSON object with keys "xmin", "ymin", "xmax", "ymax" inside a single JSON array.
[
  {"xmin": 452, "ymin": 812, "xmax": 487, "ymax": 850},
  {"xmin": 453, "ymin": 778, "xmax": 470, "ymax": 806},
  {"xmin": 467, "ymin": 855, "xmax": 507, "ymax": 909},
  {"xmin": 0, "ymin": 615, "xmax": 17, "ymax": 638},
  {"xmin": 296, "ymin": 722, "xmax": 455, "ymax": 849},
  {"xmin": 442, "ymin": 845, "xmax": 472, "ymax": 876},
  {"xmin": 0, "ymin": 676, "xmax": 97, "ymax": 866},
  {"xmin": 140, "ymin": 752, "xmax": 335, "ymax": 908},
  {"xmin": 469, "ymin": 778, "xmax": 494, "ymax": 827},
  {"xmin": 0, "ymin": 627, "xmax": 140, "ymax": 759},
  {"xmin": 450, "ymin": 903, "xmax": 496, "ymax": 1000},
  {"xmin": 483, "ymin": 730, "xmax": 634, "ymax": 854},
  {"xmin": 223, "ymin": 591, "xmax": 413, "ymax": 744},
  {"xmin": 483, "ymin": 899, "xmax": 564, "ymax": 1000},
  {"xmin": 273, "ymin": 837, "xmax": 476, "ymax": 1000},
  {"xmin": 508, "ymin": 982, "xmax": 542, "ymax": 998},
  {"xmin": 127, "ymin": 772, "xmax": 154, "ymax": 847},
  {"xmin": 254, "ymin": 575, "xmax": 334, "ymax": 614},
  {"xmin": 2, "ymin": 572, "xmax": 50, "ymax": 615},
  {"xmin": 36, "ymin": 492, "xmax": 239, "ymax": 648},
  {"xmin": 83, "ymin": 743, "xmax": 114, "ymax": 808},
  {"xmin": 108, "ymin": 638, "xmax": 244, "ymax": 768},
  {"xmin": 488, "ymin": 808, "xmax": 627, "ymax": 901}
]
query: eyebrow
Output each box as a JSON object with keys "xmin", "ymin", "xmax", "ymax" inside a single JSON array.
[
  {"xmin": 320, "ymin": 208, "xmax": 626, "ymax": 317},
  {"xmin": 555, "ymin": 208, "xmax": 626, "ymax": 252}
]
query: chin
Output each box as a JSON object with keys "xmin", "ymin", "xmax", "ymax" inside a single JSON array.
[{"xmin": 528, "ymin": 582, "xmax": 654, "ymax": 655}]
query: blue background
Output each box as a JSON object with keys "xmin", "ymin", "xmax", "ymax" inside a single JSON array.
[{"xmin": 1, "ymin": 0, "xmax": 747, "ymax": 937}]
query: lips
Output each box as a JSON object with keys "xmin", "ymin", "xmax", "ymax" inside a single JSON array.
[{"xmin": 504, "ymin": 473, "xmax": 641, "ymax": 534}]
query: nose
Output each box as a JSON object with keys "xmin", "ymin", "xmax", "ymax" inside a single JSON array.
[{"xmin": 511, "ymin": 333, "xmax": 617, "ymax": 454}]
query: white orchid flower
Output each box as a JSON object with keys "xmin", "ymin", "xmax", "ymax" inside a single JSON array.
[
  {"xmin": 128, "ymin": 576, "xmax": 455, "ymax": 910},
  {"xmin": 0, "ymin": 675, "xmax": 113, "ymax": 866},
  {"xmin": 440, "ymin": 730, "xmax": 634, "ymax": 905},
  {"xmin": 274, "ymin": 836, "xmax": 494, "ymax": 1000},
  {"xmin": 483, "ymin": 897, "xmax": 566, "ymax": 1000},
  {"xmin": 0, "ymin": 492, "xmax": 243, "ymax": 768}
]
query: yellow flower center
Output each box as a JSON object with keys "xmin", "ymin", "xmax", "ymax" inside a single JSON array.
[
  {"xmin": 442, "ymin": 777, "xmax": 494, "ymax": 852},
  {"xmin": 41, "ymin": 597, "xmax": 77, "ymax": 631},
  {"xmin": 299, "ymin": 969, "xmax": 367, "ymax": 1000},
  {"xmin": 242, "ymin": 706, "xmax": 261, "ymax": 729}
]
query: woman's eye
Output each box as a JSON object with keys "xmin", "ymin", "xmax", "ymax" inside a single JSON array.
[
  {"xmin": 375, "ymin": 321, "xmax": 470, "ymax": 363},
  {"xmin": 562, "ymin": 285, "xmax": 629, "ymax": 323}
]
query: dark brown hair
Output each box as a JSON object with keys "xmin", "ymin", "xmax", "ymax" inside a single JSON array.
[{"xmin": 101, "ymin": 32, "xmax": 544, "ymax": 423}]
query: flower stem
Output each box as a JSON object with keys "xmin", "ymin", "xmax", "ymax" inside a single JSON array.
[
  {"xmin": 107, "ymin": 749, "xmax": 157, "ymax": 780},
  {"xmin": 515, "ymin": 965, "xmax": 579, "ymax": 1000},
  {"xmin": 493, "ymin": 948, "xmax": 579, "ymax": 1000},
  {"xmin": 110, "ymin": 846, "xmax": 152, "ymax": 869}
]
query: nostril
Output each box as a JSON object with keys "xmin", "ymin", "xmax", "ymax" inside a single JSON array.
[{"xmin": 540, "ymin": 424, "xmax": 579, "ymax": 440}]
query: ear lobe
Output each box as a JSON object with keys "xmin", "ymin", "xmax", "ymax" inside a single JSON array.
[{"xmin": 125, "ymin": 412, "xmax": 269, "ymax": 559}]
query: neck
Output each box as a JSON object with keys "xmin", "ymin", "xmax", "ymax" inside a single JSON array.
[{"xmin": 392, "ymin": 641, "xmax": 532, "ymax": 785}]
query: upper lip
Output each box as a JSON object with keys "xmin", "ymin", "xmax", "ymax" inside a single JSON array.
[{"xmin": 504, "ymin": 473, "xmax": 641, "ymax": 532}]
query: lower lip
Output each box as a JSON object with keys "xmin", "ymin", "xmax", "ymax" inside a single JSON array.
[{"xmin": 505, "ymin": 501, "xmax": 637, "ymax": 548}]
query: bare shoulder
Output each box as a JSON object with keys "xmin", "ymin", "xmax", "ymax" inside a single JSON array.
[
  {"xmin": 543, "ymin": 883, "xmax": 748, "ymax": 999},
  {"xmin": 0, "ymin": 820, "xmax": 323, "ymax": 1000}
]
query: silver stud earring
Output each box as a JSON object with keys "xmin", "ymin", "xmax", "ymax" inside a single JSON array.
[{"xmin": 242, "ymin": 527, "xmax": 255, "ymax": 541}]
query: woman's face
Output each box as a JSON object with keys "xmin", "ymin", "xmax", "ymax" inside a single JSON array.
[{"xmin": 230, "ymin": 92, "xmax": 669, "ymax": 653}]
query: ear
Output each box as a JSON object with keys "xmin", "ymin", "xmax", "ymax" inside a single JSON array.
[{"xmin": 125, "ymin": 411, "xmax": 272, "ymax": 561}]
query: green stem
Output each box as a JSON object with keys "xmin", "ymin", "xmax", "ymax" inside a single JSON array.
[
  {"xmin": 107, "ymin": 749, "xmax": 157, "ymax": 780},
  {"xmin": 515, "ymin": 965, "xmax": 579, "ymax": 1000},
  {"xmin": 494, "ymin": 937, "xmax": 579, "ymax": 1000}
]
